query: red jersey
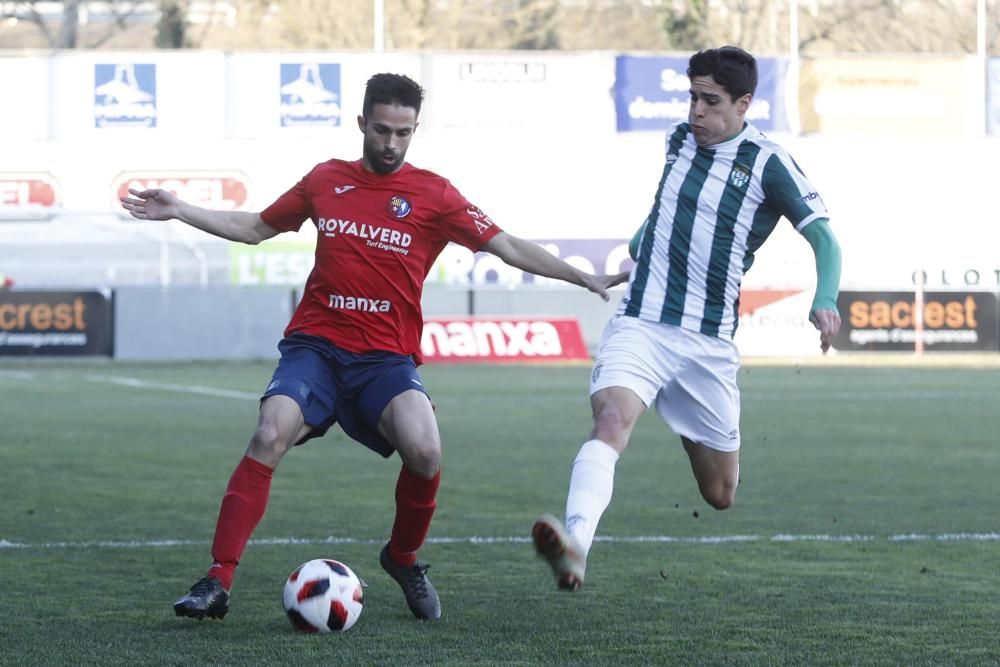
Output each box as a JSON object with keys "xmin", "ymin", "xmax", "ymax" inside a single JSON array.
[{"xmin": 261, "ymin": 158, "xmax": 502, "ymax": 359}]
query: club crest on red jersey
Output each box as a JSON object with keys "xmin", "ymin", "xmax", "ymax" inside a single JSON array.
[{"xmin": 387, "ymin": 195, "xmax": 411, "ymax": 218}]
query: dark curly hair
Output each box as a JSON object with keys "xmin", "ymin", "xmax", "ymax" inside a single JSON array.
[
  {"xmin": 362, "ymin": 73, "xmax": 424, "ymax": 118},
  {"xmin": 687, "ymin": 46, "xmax": 757, "ymax": 102}
]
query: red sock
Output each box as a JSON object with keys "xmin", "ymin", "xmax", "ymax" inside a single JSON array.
[
  {"xmin": 206, "ymin": 455, "xmax": 273, "ymax": 590},
  {"xmin": 388, "ymin": 465, "xmax": 441, "ymax": 567}
]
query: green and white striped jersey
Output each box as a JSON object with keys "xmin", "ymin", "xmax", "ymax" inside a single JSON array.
[{"xmin": 622, "ymin": 121, "xmax": 828, "ymax": 339}]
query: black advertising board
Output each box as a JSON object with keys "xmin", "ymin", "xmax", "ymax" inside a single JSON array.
[
  {"xmin": 0, "ymin": 290, "xmax": 113, "ymax": 356},
  {"xmin": 835, "ymin": 290, "xmax": 999, "ymax": 352}
]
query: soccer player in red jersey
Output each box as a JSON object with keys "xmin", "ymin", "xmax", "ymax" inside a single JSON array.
[{"xmin": 121, "ymin": 73, "xmax": 626, "ymax": 622}]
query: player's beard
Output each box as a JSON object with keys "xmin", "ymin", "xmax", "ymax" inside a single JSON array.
[{"xmin": 364, "ymin": 143, "xmax": 405, "ymax": 175}]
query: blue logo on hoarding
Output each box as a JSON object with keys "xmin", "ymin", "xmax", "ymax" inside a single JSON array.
[
  {"xmin": 613, "ymin": 55, "xmax": 789, "ymax": 133},
  {"xmin": 94, "ymin": 64, "xmax": 157, "ymax": 128},
  {"xmin": 280, "ymin": 63, "xmax": 341, "ymax": 127}
]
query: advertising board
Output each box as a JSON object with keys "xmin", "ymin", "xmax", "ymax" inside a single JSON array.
[{"xmin": 0, "ymin": 290, "xmax": 114, "ymax": 356}]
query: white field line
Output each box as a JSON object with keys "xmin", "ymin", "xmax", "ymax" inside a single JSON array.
[
  {"xmin": 81, "ymin": 374, "xmax": 989, "ymax": 403},
  {"xmin": 1, "ymin": 371, "xmax": 988, "ymax": 403},
  {"xmin": 85, "ymin": 374, "xmax": 260, "ymax": 400},
  {"xmin": 0, "ymin": 369, "xmax": 36, "ymax": 380},
  {"xmin": 749, "ymin": 390, "xmax": 982, "ymax": 401},
  {"xmin": 3, "ymin": 533, "xmax": 1000, "ymax": 550}
]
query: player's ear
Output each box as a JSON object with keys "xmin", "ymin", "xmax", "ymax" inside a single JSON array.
[
  {"xmin": 737, "ymin": 94, "xmax": 752, "ymax": 114},
  {"xmin": 357, "ymin": 115, "xmax": 366, "ymax": 133}
]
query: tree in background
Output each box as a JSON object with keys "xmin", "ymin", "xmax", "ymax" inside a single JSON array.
[
  {"xmin": 662, "ymin": 0, "xmax": 711, "ymax": 51},
  {"xmin": 510, "ymin": 0, "xmax": 560, "ymax": 50},
  {"xmin": 0, "ymin": 0, "xmax": 997, "ymax": 53},
  {"xmin": 1, "ymin": 0, "xmax": 147, "ymax": 48},
  {"xmin": 796, "ymin": 0, "xmax": 987, "ymax": 54},
  {"xmin": 193, "ymin": 0, "xmax": 373, "ymax": 50},
  {"xmin": 655, "ymin": 0, "xmax": 996, "ymax": 54},
  {"xmin": 155, "ymin": 0, "xmax": 189, "ymax": 49},
  {"xmin": 59, "ymin": 0, "xmax": 78, "ymax": 47}
]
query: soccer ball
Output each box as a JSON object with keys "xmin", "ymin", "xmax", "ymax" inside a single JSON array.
[{"xmin": 282, "ymin": 558, "xmax": 364, "ymax": 633}]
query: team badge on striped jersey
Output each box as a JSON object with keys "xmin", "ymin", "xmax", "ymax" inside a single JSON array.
[{"xmin": 729, "ymin": 163, "xmax": 751, "ymax": 189}]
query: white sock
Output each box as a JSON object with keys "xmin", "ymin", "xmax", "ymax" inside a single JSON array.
[{"xmin": 564, "ymin": 439, "xmax": 619, "ymax": 558}]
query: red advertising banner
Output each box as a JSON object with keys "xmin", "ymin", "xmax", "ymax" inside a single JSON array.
[
  {"xmin": 0, "ymin": 173, "xmax": 62, "ymax": 220},
  {"xmin": 420, "ymin": 317, "xmax": 589, "ymax": 363},
  {"xmin": 111, "ymin": 171, "xmax": 251, "ymax": 213}
]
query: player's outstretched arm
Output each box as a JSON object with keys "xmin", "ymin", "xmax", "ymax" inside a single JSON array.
[
  {"xmin": 119, "ymin": 187, "xmax": 278, "ymax": 245},
  {"xmin": 801, "ymin": 219, "xmax": 842, "ymax": 353},
  {"xmin": 482, "ymin": 232, "xmax": 628, "ymax": 301}
]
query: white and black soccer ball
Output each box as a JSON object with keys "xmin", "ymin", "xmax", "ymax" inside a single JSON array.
[{"xmin": 282, "ymin": 558, "xmax": 364, "ymax": 633}]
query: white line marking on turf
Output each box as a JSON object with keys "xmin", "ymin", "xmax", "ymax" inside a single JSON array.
[
  {"xmin": 86, "ymin": 374, "xmax": 259, "ymax": 400},
  {"xmin": 4, "ymin": 533, "xmax": 1000, "ymax": 550},
  {"xmin": 10, "ymin": 370, "xmax": 990, "ymax": 404},
  {"xmin": 749, "ymin": 390, "xmax": 986, "ymax": 402},
  {"xmin": 0, "ymin": 369, "xmax": 35, "ymax": 380}
]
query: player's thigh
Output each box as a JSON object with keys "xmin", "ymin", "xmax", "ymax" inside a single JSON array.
[
  {"xmin": 590, "ymin": 316, "xmax": 667, "ymax": 405},
  {"xmin": 655, "ymin": 332, "xmax": 741, "ymax": 452},
  {"xmin": 337, "ymin": 354, "xmax": 437, "ymax": 461},
  {"xmin": 682, "ymin": 437, "xmax": 740, "ymax": 508},
  {"xmin": 249, "ymin": 394, "xmax": 314, "ymax": 464},
  {"xmin": 378, "ymin": 389, "xmax": 441, "ymax": 475},
  {"xmin": 589, "ymin": 386, "xmax": 647, "ymax": 453},
  {"xmin": 261, "ymin": 334, "xmax": 339, "ymax": 442},
  {"xmin": 681, "ymin": 438, "xmax": 740, "ymax": 493}
]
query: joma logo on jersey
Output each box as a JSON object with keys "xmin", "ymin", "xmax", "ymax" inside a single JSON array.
[
  {"xmin": 316, "ymin": 217, "xmax": 412, "ymax": 247},
  {"xmin": 729, "ymin": 163, "xmax": 751, "ymax": 189},
  {"xmin": 328, "ymin": 293, "xmax": 391, "ymax": 312},
  {"xmin": 466, "ymin": 206, "xmax": 495, "ymax": 235}
]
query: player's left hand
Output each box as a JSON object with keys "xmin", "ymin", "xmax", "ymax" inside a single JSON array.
[
  {"xmin": 586, "ymin": 271, "xmax": 630, "ymax": 301},
  {"xmin": 809, "ymin": 308, "xmax": 841, "ymax": 354}
]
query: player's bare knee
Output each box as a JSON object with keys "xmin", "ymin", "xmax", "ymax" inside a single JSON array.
[
  {"xmin": 398, "ymin": 441, "xmax": 441, "ymax": 478},
  {"xmin": 248, "ymin": 422, "xmax": 290, "ymax": 459},
  {"xmin": 706, "ymin": 494, "xmax": 733, "ymax": 511},
  {"xmin": 591, "ymin": 409, "xmax": 632, "ymax": 449},
  {"xmin": 701, "ymin": 482, "xmax": 736, "ymax": 510}
]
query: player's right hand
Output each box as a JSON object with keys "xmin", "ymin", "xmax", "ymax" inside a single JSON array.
[
  {"xmin": 585, "ymin": 271, "xmax": 630, "ymax": 301},
  {"xmin": 809, "ymin": 308, "xmax": 841, "ymax": 354},
  {"xmin": 119, "ymin": 187, "xmax": 181, "ymax": 221}
]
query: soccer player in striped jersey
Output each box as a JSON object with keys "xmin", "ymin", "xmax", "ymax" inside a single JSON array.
[
  {"xmin": 533, "ymin": 46, "xmax": 842, "ymax": 591},
  {"xmin": 122, "ymin": 73, "xmax": 627, "ymax": 621}
]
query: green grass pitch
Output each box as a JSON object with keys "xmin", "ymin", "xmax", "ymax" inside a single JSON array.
[{"xmin": 1, "ymin": 360, "xmax": 999, "ymax": 666}]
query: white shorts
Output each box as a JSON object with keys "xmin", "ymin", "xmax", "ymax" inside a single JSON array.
[{"xmin": 589, "ymin": 316, "xmax": 742, "ymax": 452}]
